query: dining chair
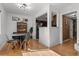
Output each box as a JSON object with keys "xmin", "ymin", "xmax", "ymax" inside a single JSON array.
[
  {"xmin": 20, "ymin": 32, "xmax": 31, "ymax": 50},
  {"xmin": 6, "ymin": 35, "xmax": 18, "ymax": 50}
]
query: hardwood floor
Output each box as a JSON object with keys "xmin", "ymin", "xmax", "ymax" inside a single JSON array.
[
  {"xmin": 0, "ymin": 39, "xmax": 47, "ymax": 56},
  {"xmin": 50, "ymin": 39, "xmax": 79, "ymax": 56},
  {"xmin": 0, "ymin": 39, "xmax": 79, "ymax": 56}
]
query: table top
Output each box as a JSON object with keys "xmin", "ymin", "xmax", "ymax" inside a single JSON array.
[{"xmin": 12, "ymin": 33, "xmax": 26, "ymax": 36}]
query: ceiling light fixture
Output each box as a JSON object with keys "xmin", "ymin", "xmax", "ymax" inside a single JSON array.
[{"xmin": 16, "ymin": 3, "xmax": 31, "ymax": 10}]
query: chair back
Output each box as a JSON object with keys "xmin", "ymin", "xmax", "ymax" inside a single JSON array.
[
  {"xmin": 5, "ymin": 34, "xmax": 9, "ymax": 41},
  {"xmin": 25, "ymin": 32, "xmax": 30, "ymax": 41}
]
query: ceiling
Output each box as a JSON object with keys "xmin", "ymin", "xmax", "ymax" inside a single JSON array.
[
  {"xmin": 2, "ymin": 3, "xmax": 72, "ymax": 17},
  {"xmin": 2, "ymin": 3, "xmax": 47, "ymax": 16}
]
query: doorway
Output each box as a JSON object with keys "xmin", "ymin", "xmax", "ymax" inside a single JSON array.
[
  {"xmin": 62, "ymin": 11, "xmax": 77, "ymax": 43},
  {"xmin": 36, "ymin": 13, "xmax": 47, "ymax": 40}
]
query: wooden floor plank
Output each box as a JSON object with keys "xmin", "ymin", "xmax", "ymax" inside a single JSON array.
[
  {"xmin": 50, "ymin": 40, "xmax": 79, "ymax": 56},
  {"xmin": 0, "ymin": 39, "xmax": 79, "ymax": 56}
]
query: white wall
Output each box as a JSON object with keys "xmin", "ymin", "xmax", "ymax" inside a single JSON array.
[
  {"xmin": 0, "ymin": 4, "xmax": 7, "ymax": 34},
  {"xmin": 39, "ymin": 27, "xmax": 60, "ymax": 47},
  {"xmin": 0, "ymin": 4, "xmax": 7, "ymax": 50},
  {"xmin": 6, "ymin": 13, "xmax": 34, "ymax": 39},
  {"xmin": 50, "ymin": 27, "xmax": 60, "ymax": 47},
  {"xmin": 39, "ymin": 27, "xmax": 50, "ymax": 47}
]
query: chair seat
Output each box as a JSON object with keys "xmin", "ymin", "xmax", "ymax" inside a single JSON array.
[
  {"xmin": 7, "ymin": 40, "xmax": 14, "ymax": 43},
  {"xmin": 7, "ymin": 40, "xmax": 17, "ymax": 43}
]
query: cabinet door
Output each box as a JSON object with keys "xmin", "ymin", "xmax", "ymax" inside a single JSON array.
[
  {"xmin": 63, "ymin": 15, "xmax": 70, "ymax": 41},
  {"xmin": 17, "ymin": 22, "xmax": 27, "ymax": 33}
]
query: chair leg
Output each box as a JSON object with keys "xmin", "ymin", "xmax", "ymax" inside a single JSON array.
[
  {"xmin": 23, "ymin": 41, "xmax": 27, "ymax": 50},
  {"xmin": 7, "ymin": 43, "xmax": 13, "ymax": 50},
  {"xmin": 14, "ymin": 43, "xmax": 17, "ymax": 49},
  {"xmin": 17, "ymin": 41, "xmax": 20, "ymax": 49},
  {"xmin": 7, "ymin": 43, "xmax": 10, "ymax": 50},
  {"xmin": 28, "ymin": 40, "xmax": 30, "ymax": 48},
  {"xmin": 16, "ymin": 42, "xmax": 19, "ymax": 49},
  {"xmin": 20, "ymin": 41, "xmax": 24, "ymax": 49}
]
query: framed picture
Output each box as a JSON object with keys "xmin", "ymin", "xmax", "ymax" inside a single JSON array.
[
  {"xmin": 12, "ymin": 16, "xmax": 28, "ymax": 22},
  {"xmin": 12, "ymin": 16, "xmax": 20, "ymax": 21}
]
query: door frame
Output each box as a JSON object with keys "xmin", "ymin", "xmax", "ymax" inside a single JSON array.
[{"xmin": 60, "ymin": 11, "xmax": 77, "ymax": 44}]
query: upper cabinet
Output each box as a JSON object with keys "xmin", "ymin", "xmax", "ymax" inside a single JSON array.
[{"xmin": 17, "ymin": 22, "xmax": 27, "ymax": 33}]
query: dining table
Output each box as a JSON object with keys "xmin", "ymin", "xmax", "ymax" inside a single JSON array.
[{"xmin": 12, "ymin": 33, "xmax": 26, "ymax": 49}]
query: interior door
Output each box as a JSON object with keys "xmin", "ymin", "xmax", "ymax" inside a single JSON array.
[{"xmin": 63, "ymin": 15, "xmax": 70, "ymax": 41}]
